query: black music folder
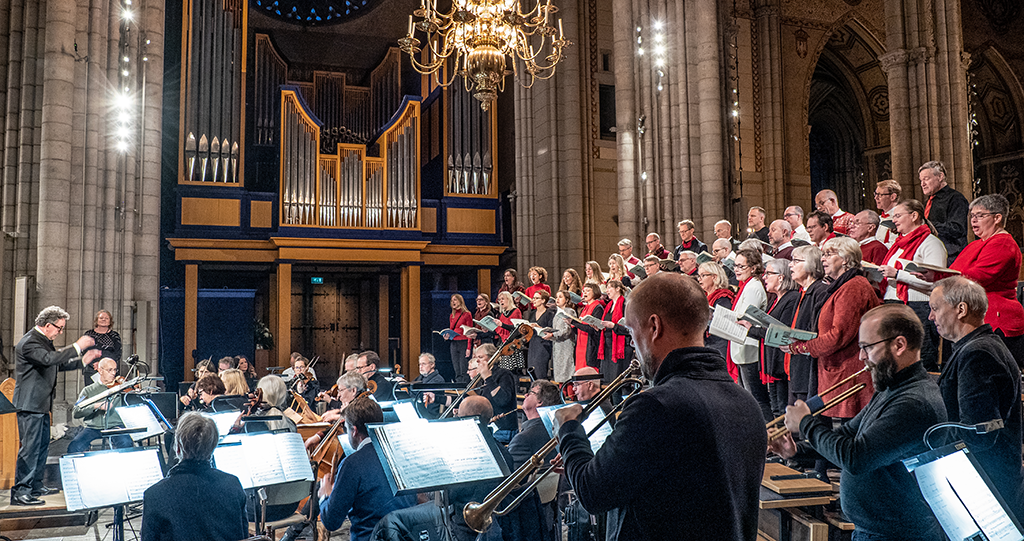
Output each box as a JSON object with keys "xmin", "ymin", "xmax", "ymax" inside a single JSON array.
[
  {"xmin": 368, "ymin": 417, "xmax": 510, "ymax": 496},
  {"xmin": 212, "ymin": 431, "xmax": 314, "ymax": 490},
  {"xmin": 59, "ymin": 447, "xmax": 164, "ymax": 512},
  {"xmin": 903, "ymin": 441, "xmax": 1024, "ymax": 541}
]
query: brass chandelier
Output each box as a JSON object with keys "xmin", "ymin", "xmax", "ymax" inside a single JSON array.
[{"xmin": 398, "ymin": 0, "xmax": 571, "ymax": 110}]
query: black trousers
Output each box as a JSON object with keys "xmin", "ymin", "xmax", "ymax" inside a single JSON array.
[
  {"xmin": 15, "ymin": 412, "xmax": 50, "ymax": 498},
  {"xmin": 907, "ymin": 301, "xmax": 941, "ymax": 372},
  {"xmin": 450, "ymin": 340, "xmax": 469, "ymax": 379}
]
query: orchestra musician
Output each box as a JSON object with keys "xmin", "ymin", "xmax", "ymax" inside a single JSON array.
[
  {"xmin": 470, "ymin": 344, "xmax": 518, "ymax": 444},
  {"xmin": 290, "ymin": 356, "xmax": 320, "ymax": 407},
  {"xmin": 141, "ymin": 412, "xmax": 248, "ymax": 541},
  {"xmin": 769, "ymin": 304, "xmax": 946, "ymax": 540},
  {"xmin": 318, "ymin": 397, "xmax": 416, "ymax": 541},
  {"xmin": 179, "ymin": 359, "xmax": 214, "ymax": 409},
  {"xmin": 553, "ymin": 273, "xmax": 766, "ymax": 541},
  {"xmin": 12, "ymin": 306, "xmax": 102, "ymax": 506},
  {"xmin": 68, "ymin": 357, "xmax": 134, "ymax": 453},
  {"xmin": 355, "ymin": 350, "xmax": 394, "ymax": 402},
  {"xmin": 505, "ymin": 380, "xmax": 561, "ymax": 541},
  {"xmin": 412, "ymin": 353, "xmax": 444, "ymax": 418},
  {"xmin": 306, "ymin": 371, "xmax": 368, "ymax": 447}
]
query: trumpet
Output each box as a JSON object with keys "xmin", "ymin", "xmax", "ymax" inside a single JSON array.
[
  {"xmin": 463, "ymin": 359, "xmax": 646, "ymax": 533},
  {"xmin": 766, "ymin": 366, "xmax": 869, "ymax": 443}
]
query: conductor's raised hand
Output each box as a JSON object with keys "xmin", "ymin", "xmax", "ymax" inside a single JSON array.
[
  {"xmin": 82, "ymin": 349, "xmax": 102, "ymax": 366},
  {"xmin": 75, "ymin": 335, "xmax": 96, "ymax": 351}
]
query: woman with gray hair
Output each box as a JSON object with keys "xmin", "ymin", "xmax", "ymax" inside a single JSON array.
[
  {"xmin": 697, "ymin": 262, "xmax": 734, "ymax": 361},
  {"xmin": 787, "ymin": 245, "xmax": 829, "ymax": 404},
  {"xmin": 949, "ymin": 193, "xmax": 1024, "ymax": 367},
  {"xmin": 741, "ymin": 258, "xmax": 801, "ymax": 417},
  {"xmin": 785, "ymin": 237, "xmax": 880, "ymax": 421},
  {"xmin": 141, "ymin": 412, "xmax": 248, "ymax": 541}
]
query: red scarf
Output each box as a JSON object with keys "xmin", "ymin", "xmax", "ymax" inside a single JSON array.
[
  {"xmin": 707, "ymin": 288, "xmax": 735, "ymax": 308},
  {"xmin": 882, "ymin": 224, "xmax": 931, "ymax": 302},
  {"xmin": 785, "ymin": 286, "xmax": 808, "ymax": 376},
  {"xmin": 575, "ymin": 300, "xmax": 605, "ymax": 370},
  {"xmin": 725, "ymin": 278, "xmax": 752, "ymax": 383},
  {"xmin": 759, "ymin": 295, "xmax": 781, "ymax": 385},
  {"xmin": 598, "ymin": 295, "xmax": 626, "ymax": 362}
]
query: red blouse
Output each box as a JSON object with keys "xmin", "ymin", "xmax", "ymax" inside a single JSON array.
[
  {"xmin": 450, "ymin": 310, "xmax": 473, "ymax": 341},
  {"xmin": 950, "ymin": 233, "xmax": 1024, "ymax": 337}
]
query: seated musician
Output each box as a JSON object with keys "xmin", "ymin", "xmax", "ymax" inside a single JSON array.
[
  {"xmin": 505, "ymin": 380, "xmax": 561, "ymax": 541},
  {"xmin": 469, "ymin": 344, "xmax": 518, "ymax": 444},
  {"xmin": 290, "ymin": 356, "xmax": 320, "ymax": 408},
  {"xmin": 178, "ymin": 359, "xmax": 214, "ymax": 409},
  {"xmin": 306, "ymin": 371, "xmax": 368, "ymax": 450},
  {"xmin": 141, "ymin": 412, "xmax": 247, "ymax": 541},
  {"xmin": 553, "ymin": 272, "xmax": 766, "ymax": 541},
  {"xmin": 194, "ymin": 373, "xmax": 226, "ymax": 412},
  {"xmin": 318, "ymin": 397, "xmax": 416, "ymax": 541},
  {"xmin": 769, "ymin": 304, "xmax": 946, "ymax": 540},
  {"xmin": 354, "ymin": 350, "xmax": 395, "ymax": 402},
  {"xmin": 211, "ymin": 368, "xmax": 249, "ymax": 411},
  {"xmin": 253, "ymin": 375, "xmax": 298, "ymax": 433},
  {"xmin": 412, "ymin": 353, "xmax": 444, "ymax": 418},
  {"xmin": 68, "ymin": 357, "xmax": 134, "ymax": 453}
]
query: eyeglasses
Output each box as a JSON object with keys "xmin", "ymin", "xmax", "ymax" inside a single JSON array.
[
  {"xmin": 873, "ymin": 191, "xmax": 894, "ymax": 197},
  {"xmin": 822, "ymin": 250, "xmax": 839, "ymax": 257},
  {"xmin": 783, "ymin": 213, "xmax": 798, "ymax": 218},
  {"xmin": 763, "ymin": 271, "xmax": 780, "ymax": 277},
  {"xmin": 858, "ymin": 336, "xmax": 896, "ymax": 352},
  {"xmin": 50, "ymin": 323, "xmax": 64, "ymax": 333},
  {"xmin": 890, "ymin": 212, "xmax": 905, "ymax": 220},
  {"xmin": 969, "ymin": 212, "xmax": 997, "ymax": 221},
  {"xmin": 733, "ymin": 263, "xmax": 750, "ymax": 270}
]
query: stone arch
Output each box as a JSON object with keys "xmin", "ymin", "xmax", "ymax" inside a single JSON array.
[
  {"xmin": 801, "ymin": 16, "xmax": 890, "ymax": 212},
  {"xmin": 968, "ymin": 45, "xmax": 1024, "ymax": 244}
]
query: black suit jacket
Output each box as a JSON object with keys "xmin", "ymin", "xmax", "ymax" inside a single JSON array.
[
  {"xmin": 13, "ymin": 328, "xmax": 84, "ymax": 413},
  {"xmin": 926, "ymin": 184, "xmax": 969, "ymax": 264}
]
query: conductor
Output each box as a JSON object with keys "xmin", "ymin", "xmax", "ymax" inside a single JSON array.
[
  {"xmin": 11, "ymin": 306, "xmax": 101, "ymax": 506},
  {"xmin": 553, "ymin": 273, "xmax": 766, "ymax": 540}
]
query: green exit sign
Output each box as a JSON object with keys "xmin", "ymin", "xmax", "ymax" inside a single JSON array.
[{"xmin": 310, "ymin": 277, "xmax": 324, "ymax": 284}]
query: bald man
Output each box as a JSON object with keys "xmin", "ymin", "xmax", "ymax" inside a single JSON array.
[
  {"xmin": 69, "ymin": 358, "xmax": 134, "ymax": 453},
  {"xmin": 554, "ymin": 273, "xmax": 765, "ymax": 541},
  {"xmin": 815, "ymin": 189, "xmax": 855, "ymax": 236}
]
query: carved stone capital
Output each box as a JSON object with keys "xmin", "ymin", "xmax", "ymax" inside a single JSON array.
[
  {"xmin": 878, "ymin": 49, "xmax": 909, "ymax": 73},
  {"xmin": 909, "ymin": 46, "xmax": 936, "ymax": 63},
  {"xmin": 960, "ymin": 51, "xmax": 973, "ymax": 70}
]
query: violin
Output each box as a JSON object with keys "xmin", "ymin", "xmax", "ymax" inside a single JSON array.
[
  {"xmin": 310, "ymin": 381, "xmax": 377, "ymax": 481},
  {"xmin": 230, "ymin": 388, "xmax": 264, "ymax": 433},
  {"xmin": 106, "ymin": 376, "xmax": 126, "ymax": 389},
  {"xmin": 316, "ymin": 384, "xmax": 339, "ymax": 404}
]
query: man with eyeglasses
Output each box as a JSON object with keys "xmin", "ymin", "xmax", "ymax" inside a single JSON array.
[
  {"xmin": 672, "ymin": 220, "xmax": 707, "ymax": 261},
  {"xmin": 814, "ymin": 189, "xmax": 855, "ymax": 236},
  {"xmin": 784, "ymin": 206, "xmax": 812, "ymax": 243},
  {"xmin": 12, "ymin": 306, "xmax": 102, "ymax": 506},
  {"xmin": 68, "ymin": 357, "xmax": 135, "ymax": 454},
  {"xmin": 918, "ymin": 160, "xmax": 969, "ymax": 265},
  {"xmin": 644, "ymin": 232, "xmax": 670, "ymax": 260},
  {"xmin": 617, "ymin": 239, "xmax": 642, "ymax": 280},
  {"xmin": 873, "ymin": 179, "xmax": 902, "ymax": 247},
  {"xmin": 770, "ymin": 303, "xmax": 946, "ymax": 541},
  {"xmin": 355, "ymin": 350, "xmax": 394, "ymax": 402},
  {"xmin": 850, "ymin": 210, "xmax": 888, "ymax": 265}
]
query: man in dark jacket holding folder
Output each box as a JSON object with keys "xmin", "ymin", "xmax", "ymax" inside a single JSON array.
[{"xmin": 554, "ymin": 273, "xmax": 766, "ymax": 541}]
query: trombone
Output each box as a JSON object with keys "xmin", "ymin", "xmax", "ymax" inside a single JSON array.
[
  {"xmin": 766, "ymin": 366, "xmax": 868, "ymax": 443},
  {"xmin": 440, "ymin": 324, "xmax": 534, "ymax": 419},
  {"xmin": 463, "ymin": 359, "xmax": 646, "ymax": 533}
]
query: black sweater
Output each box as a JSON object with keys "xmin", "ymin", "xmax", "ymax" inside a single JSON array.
[
  {"xmin": 799, "ymin": 362, "xmax": 946, "ymax": 539},
  {"xmin": 558, "ymin": 347, "xmax": 765, "ymax": 541},
  {"xmin": 939, "ymin": 324, "xmax": 1024, "ymax": 511},
  {"xmin": 926, "ymin": 184, "xmax": 969, "ymax": 264}
]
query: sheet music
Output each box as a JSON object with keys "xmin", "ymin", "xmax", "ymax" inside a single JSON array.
[
  {"xmin": 709, "ymin": 305, "xmax": 749, "ymax": 344},
  {"xmin": 914, "ymin": 449, "xmax": 1023, "ymax": 541},
  {"xmin": 59, "ymin": 449, "xmax": 164, "ymax": 512},
  {"xmin": 115, "ymin": 404, "xmax": 166, "ymax": 441},
  {"xmin": 213, "ymin": 442, "xmax": 253, "ymax": 488},
  {"xmin": 202, "ymin": 411, "xmax": 242, "ymax": 436},
  {"xmin": 213, "ymin": 432, "xmax": 312, "ymax": 489},
  {"xmin": 275, "ymin": 432, "xmax": 314, "ymax": 482},
  {"xmin": 764, "ymin": 325, "xmax": 818, "ymax": 348},
  {"xmin": 538, "ymin": 404, "xmax": 613, "ymax": 453},
  {"xmin": 59, "ymin": 459, "xmax": 85, "ymax": 511},
  {"xmin": 373, "ymin": 419, "xmax": 504, "ymax": 492},
  {"xmin": 742, "ymin": 305, "xmax": 784, "ymax": 328},
  {"xmin": 392, "ymin": 401, "xmax": 422, "ymax": 423}
]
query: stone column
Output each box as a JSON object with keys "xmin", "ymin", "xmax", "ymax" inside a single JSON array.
[{"xmin": 752, "ymin": 0, "xmax": 785, "ymax": 218}]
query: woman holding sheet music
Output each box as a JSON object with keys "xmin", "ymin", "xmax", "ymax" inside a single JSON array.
[
  {"xmin": 559, "ymin": 268, "xmax": 583, "ymax": 297},
  {"xmin": 742, "ymin": 259, "xmax": 801, "ymax": 418},
  {"xmin": 569, "ymin": 283, "xmax": 605, "ymax": 371},
  {"xmin": 787, "ymin": 245, "xmax": 829, "ymax": 404},
  {"xmin": 527, "ymin": 290, "xmax": 555, "ymax": 379},
  {"xmin": 449, "ymin": 294, "xmax": 474, "ymax": 378},
  {"xmin": 525, "ymin": 266, "xmax": 551, "ymax": 299},
  {"xmin": 879, "ymin": 199, "xmax": 946, "ymax": 371},
  {"xmin": 699, "ymin": 262, "xmax": 735, "ymax": 363},
  {"xmin": 729, "ymin": 250, "xmax": 771, "ymax": 421},
  {"xmin": 545, "ymin": 290, "xmax": 577, "ymax": 382},
  {"xmin": 494, "ymin": 291, "xmax": 523, "ymax": 343},
  {"xmin": 784, "ymin": 237, "xmax": 879, "ymax": 420},
  {"xmin": 606, "ymin": 254, "xmax": 632, "ymax": 289},
  {"xmin": 498, "ymin": 268, "xmax": 529, "ymax": 310}
]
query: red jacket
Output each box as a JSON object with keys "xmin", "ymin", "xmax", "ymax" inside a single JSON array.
[
  {"xmin": 860, "ymin": 239, "xmax": 889, "ymax": 266},
  {"xmin": 450, "ymin": 310, "xmax": 473, "ymax": 340},
  {"xmin": 804, "ymin": 275, "xmax": 880, "ymax": 418},
  {"xmin": 950, "ymin": 233, "xmax": 1024, "ymax": 337}
]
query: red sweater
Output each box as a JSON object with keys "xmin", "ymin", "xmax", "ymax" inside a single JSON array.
[
  {"xmin": 860, "ymin": 239, "xmax": 889, "ymax": 266},
  {"xmin": 950, "ymin": 233, "xmax": 1024, "ymax": 337},
  {"xmin": 804, "ymin": 276, "xmax": 880, "ymax": 418},
  {"xmin": 450, "ymin": 310, "xmax": 473, "ymax": 340}
]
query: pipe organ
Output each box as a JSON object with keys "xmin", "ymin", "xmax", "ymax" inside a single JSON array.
[
  {"xmin": 255, "ymin": 35, "xmax": 288, "ymax": 147},
  {"xmin": 181, "ymin": 0, "xmax": 245, "ymax": 183},
  {"xmin": 371, "ymin": 49, "xmax": 404, "ymax": 135},
  {"xmin": 279, "ymin": 88, "xmax": 419, "ymax": 230},
  {"xmin": 446, "ymin": 83, "xmax": 493, "ymax": 195}
]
